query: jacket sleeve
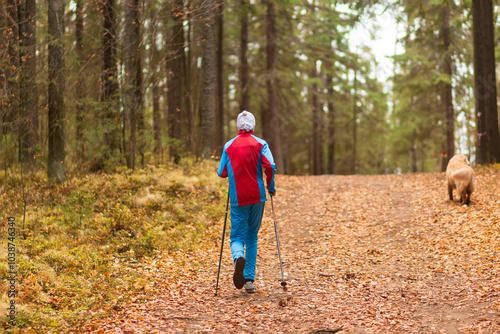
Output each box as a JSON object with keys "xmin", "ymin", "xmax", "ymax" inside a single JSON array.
[
  {"xmin": 260, "ymin": 142, "xmax": 276, "ymax": 192},
  {"xmin": 217, "ymin": 148, "xmax": 229, "ymax": 178}
]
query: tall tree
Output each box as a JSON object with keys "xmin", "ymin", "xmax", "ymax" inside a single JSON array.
[
  {"xmin": 183, "ymin": 7, "xmax": 196, "ymax": 153},
  {"xmin": 101, "ymin": 0, "xmax": 119, "ymax": 153},
  {"xmin": 326, "ymin": 74, "xmax": 336, "ymax": 174},
  {"xmin": 200, "ymin": 0, "xmax": 217, "ymax": 158},
  {"xmin": 124, "ymin": 0, "xmax": 142, "ymax": 169},
  {"xmin": 264, "ymin": 1, "xmax": 284, "ymax": 174},
  {"xmin": 47, "ymin": 0, "xmax": 66, "ymax": 182},
  {"xmin": 311, "ymin": 66, "xmax": 323, "ymax": 175},
  {"xmin": 149, "ymin": 7, "xmax": 162, "ymax": 164},
  {"xmin": 183, "ymin": 6, "xmax": 194, "ymax": 153},
  {"xmin": 75, "ymin": 0, "xmax": 85, "ymax": 163},
  {"xmin": 0, "ymin": 3, "xmax": 5, "ymax": 145},
  {"xmin": 216, "ymin": 0, "xmax": 224, "ymax": 152},
  {"xmin": 18, "ymin": 0, "xmax": 38, "ymax": 169},
  {"xmin": 1, "ymin": 1, "xmax": 20, "ymax": 149},
  {"xmin": 134, "ymin": 4, "xmax": 144, "ymax": 168},
  {"xmin": 351, "ymin": 68, "xmax": 358, "ymax": 174},
  {"xmin": 239, "ymin": 0, "xmax": 250, "ymax": 112},
  {"xmin": 472, "ymin": 0, "xmax": 500, "ymax": 164},
  {"xmin": 441, "ymin": 2, "xmax": 455, "ymax": 170},
  {"xmin": 391, "ymin": 1, "xmax": 461, "ymax": 173},
  {"xmin": 166, "ymin": 0, "xmax": 185, "ymax": 161}
]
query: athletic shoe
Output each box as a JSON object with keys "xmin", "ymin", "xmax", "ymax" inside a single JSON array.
[
  {"xmin": 233, "ymin": 257, "xmax": 246, "ymax": 289},
  {"xmin": 244, "ymin": 280, "xmax": 256, "ymax": 293}
]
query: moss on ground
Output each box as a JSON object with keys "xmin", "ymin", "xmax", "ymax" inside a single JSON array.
[{"xmin": 0, "ymin": 159, "xmax": 226, "ymax": 332}]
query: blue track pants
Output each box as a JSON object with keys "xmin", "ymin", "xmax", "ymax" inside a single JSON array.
[{"xmin": 230, "ymin": 201, "xmax": 265, "ymax": 281}]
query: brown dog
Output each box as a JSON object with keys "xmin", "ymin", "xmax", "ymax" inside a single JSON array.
[{"xmin": 446, "ymin": 154, "xmax": 475, "ymax": 205}]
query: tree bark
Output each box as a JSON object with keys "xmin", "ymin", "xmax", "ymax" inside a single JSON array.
[
  {"xmin": 472, "ymin": 0, "xmax": 500, "ymax": 164},
  {"xmin": 101, "ymin": 0, "xmax": 119, "ymax": 152},
  {"xmin": 311, "ymin": 67, "xmax": 323, "ymax": 175},
  {"xmin": 18, "ymin": 0, "xmax": 38, "ymax": 170},
  {"xmin": 184, "ymin": 8, "xmax": 194, "ymax": 153},
  {"xmin": 327, "ymin": 74, "xmax": 336, "ymax": 174},
  {"xmin": 265, "ymin": 2, "xmax": 284, "ymax": 174},
  {"xmin": 47, "ymin": 0, "xmax": 66, "ymax": 182},
  {"xmin": 135, "ymin": 15, "xmax": 144, "ymax": 168},
  {"xmin": 441, "ymin": 4, "xmax": 454, "ymax": 170},
  {"xmin": 1, "ymin": 1, "xmax": 20, "ymax": 149},
  {"xmin": 239, "ymin": 0, "xmax": 250, "ymax": 112},
  {"xmin": 200, "ymin": 0, "xmax": 217, "ymax": 158},
  {"xmin": 216, "ymin": 0, "xmax": 224, "ymax": 153},
  {"xmin": 352, "ymin": 69, "xmax": 357, "ymax": 174},
  {"xmin": 0, "ymin": 3, "xmax": 5, "ymax": 145},
  {"xmin": 124, "ymin": 0, "xmax": 142, "ymax": 169},
  {"xmin": 411, "ymin": 129, "xmax": 417, "ymax": 173},
  {"xmin": 167, "ymin": 0, "xmax": 185, "ymax": 161},
  {"xmin": 124, "ymin": 0, "xmax": 135, "ymax": 169},
  {"xmin": 149, "ymin": 8, "xmax": 162, "ymax": 164},
  {"xmin": 75, "ymin": 0, "xmax": 85, "ymax": 163}
]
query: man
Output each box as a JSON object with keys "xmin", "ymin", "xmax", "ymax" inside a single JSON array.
[{"xmin": 217, "ymin": 110, "xmax": 276, "ymax": 293}]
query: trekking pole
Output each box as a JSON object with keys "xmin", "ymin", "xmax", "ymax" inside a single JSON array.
[
  {"xmin": 270, "ymin": 195, "xmax": 287, "ymax": 291},
  {"xmin": 215, "ymin": 193, "xmax": 230, "ymax": 296}
]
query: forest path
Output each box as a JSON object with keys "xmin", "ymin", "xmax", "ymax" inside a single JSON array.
[{"xmin": 85, "ymin": 173, "xmax": 500, "ymax": 333}]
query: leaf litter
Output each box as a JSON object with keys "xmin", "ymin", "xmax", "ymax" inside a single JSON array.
[{"xmin": 79, "ymin": 171, "xmax": 500, "ymax": 333}]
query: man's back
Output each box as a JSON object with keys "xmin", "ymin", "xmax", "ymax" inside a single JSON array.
[{"xmin": 218, "ymin": 131, "xmax": 275, "ymax": 207}]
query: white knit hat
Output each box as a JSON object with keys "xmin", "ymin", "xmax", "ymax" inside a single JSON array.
[{"xmin": 236, "ymin": 110, "xmax": 256, "ymax": 132}]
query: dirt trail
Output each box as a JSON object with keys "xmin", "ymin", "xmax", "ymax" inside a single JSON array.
[{"xmin": 86, "ymin": 173, "xmax": 500, "ymax": 333}]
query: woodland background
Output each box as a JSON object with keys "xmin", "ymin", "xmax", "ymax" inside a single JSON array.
[
  {"xmin": 1, "ymin": 0, "xmax": 500, "ymax": 332},
  {"xmin": 1, "ymin": 0, "xmax": 500, "ymax": 180}
]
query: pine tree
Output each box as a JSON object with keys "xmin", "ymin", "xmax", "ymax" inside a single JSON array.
[
  {"xmin": 472, "ymin": 0, "xmax": 500, "ymax": 164},
  {"xmin": 18, "ymin": 0, "xmax": 38, "ymax": 170},
  {"xmin": 101, "ymin": 0, "xmax": 119, "ymax": 153},
  {"xmin": 201, "ymin": 0, "xmax": 217, "ymax": 158},
  {"xmin": 47, "ymin": 0, "xmax": 66, "ymax": 182}
]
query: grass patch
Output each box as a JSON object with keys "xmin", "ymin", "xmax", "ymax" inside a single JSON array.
[{"xmin": 0, "ymin": 159, "xmax": 226, "ymax": 332}]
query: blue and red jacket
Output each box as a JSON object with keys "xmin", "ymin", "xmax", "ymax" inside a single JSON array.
[{"xmin": 217, "ymin": 130, "xmax": 276, "ymax": 207}]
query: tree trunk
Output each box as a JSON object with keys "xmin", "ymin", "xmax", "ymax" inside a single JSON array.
[
  {"xmin": 124, "ymin": 0, "xmax": 141, "ymax": 170},
  {"xmin": 75, "ymin": 0, "xmax": 85, "ymax": 163},
  {"xmin": 149, "ymin": 8, "xmax": 162, "ymax": 164},
  {"xmin": 124, "ymin": 0, "xmax": 135, "ymax": 169},
  {"xmin": 18, "ymin": 0, "xmax": 37, "ymax": 170},
  {"xmin": 47, "ymin": 0, "xmax": 66, "ymax": 182},
  {"xmin": 0, "ymin": 3, "xmax": 5, "ymax": 145},
  {"xmin": 472, "ymin": 0, "xmax": 500, "ymax": 164},
  {"xmin": 184, "ymin": 8, "xmax": 194, "ymax": 153},
  {"xmin": 167, "ymin": 0, "xmax": 185, "ymax": 161},
  {"xmin": 216, "ymin": 0, "xmax": 224, "ymax": 153},
  {"xmin": 102, "ymin": 0, "xmax": 119, "ymax": 152},
  {"xmin": 480, "ymin": 0, "xmax": 500, "ymax": 163},
  {"xmin": 200, "ymin": 0, "xmax": 217, "ymax": 158},
  {"xmin": 352, "ymin": 69, "xmax": 357, "ymax": 174},
  {"xmin": 135, "ymin": 15, "xmax": 144, "ymax": 168},
  {"xmin": 411, "ymin": 129, "xmax": 417, "ymax": 173},
  {"xmin": 311, "ymin": 67, "xmax": 323, "ymax": 175},
  {"xmin": 152, "ymin": 80, "xmax": 161, "ymax": 163},
  {"xmin": 327, "ymin": 74, "xmax": 336, "ymax": 174},
  {"xmin": 441, "ymin": 4, "xmax": 454, "ymax": 170},
  {"xmin": 265, "ymin": 2, "xmax": 284, "ymax": 174},
  {"xmin": 1, "ymin": 0, "xmax": 20, "ymax": 150},
  {"xmin": 239, "ymin": 0, "xmax": 250, "ymax": 112}
]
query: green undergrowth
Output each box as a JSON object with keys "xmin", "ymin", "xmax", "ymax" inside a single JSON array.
[{"xmin": 0, "ymin": 159, "xmax": 226, "ymax": 332}]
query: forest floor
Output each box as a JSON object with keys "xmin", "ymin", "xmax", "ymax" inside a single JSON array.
[{"xmin": 80, "ymin": 171, "xmax": 500, "ymax": 333}]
